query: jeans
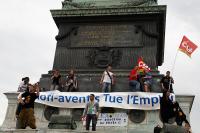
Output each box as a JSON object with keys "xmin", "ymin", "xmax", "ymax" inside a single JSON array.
[
  {"xmin": 50, "ymin": 84, "xmax": 59, "ymax": 91},
  {"xmin": 86, "ymin": 114, "xmax": 97, "ymax": 131},
  {"xmin": 16, "ymin": 103, "xmax": 22, "ymax": 116},
  {"xmin": 102, "ymin": 82, "xmax": 111, "ymax": 92},
  {"xmin": 129, "ymin": 80, "xmax": 140, "ymax": 92}
]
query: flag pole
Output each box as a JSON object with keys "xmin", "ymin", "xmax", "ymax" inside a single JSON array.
[
  {"xmin": 168, "ymin": 49, "xmax": 179, "ymax": 93},
  {"xmin": 171, "ymin": 49, "xmax": 179, "ymax": 77}
]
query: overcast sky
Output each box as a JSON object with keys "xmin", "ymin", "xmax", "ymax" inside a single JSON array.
[{"xmin": 0, "ymin": 0, "xmax": 199, "ymax": 132}]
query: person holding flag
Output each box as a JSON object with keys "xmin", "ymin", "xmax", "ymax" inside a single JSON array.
[
  {"xmin": 160, "ymin": 71, "xmax": 174, "ymax": 93},
  {"xmin": 166, "ymin": 36, "xmax": 198, "ymax": 93},
  {"xmin": 136, "ymin": 57, "xmax": 152, "ymax": 92}
]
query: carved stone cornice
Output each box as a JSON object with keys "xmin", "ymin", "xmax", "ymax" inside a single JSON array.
[
  {"xmin": 62, "ymin": 0, "xmax": 158, "ymax": 9},
  {"xmin": 51, "ymin": 5, "xmax": 166, "ymax": 17}
]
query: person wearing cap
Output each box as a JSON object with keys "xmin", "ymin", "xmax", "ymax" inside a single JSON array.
[
  {"xmin": 82, "ymin": 94, "xmax": 99, "ymax": 131},
  {"xmin": 16, "ymin": 77, "xmax": 30, "ymax": 128},
  {"xmin": 17, "ymin": 77, "xmax": 29, "ymax": 92}
]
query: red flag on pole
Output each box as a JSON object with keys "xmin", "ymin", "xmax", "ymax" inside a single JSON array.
[
  {"xmin": 179, "ymin": 36, "xmax": 198, "ymax": 57},
  {"xmin": 137, "ymin": 57, "xmax": 151, "ymax": 72}
]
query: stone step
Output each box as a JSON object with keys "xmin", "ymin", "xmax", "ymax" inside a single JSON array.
[{"xmin": 0, "ymin": 129, "xmax": 152, "ymax": 133}]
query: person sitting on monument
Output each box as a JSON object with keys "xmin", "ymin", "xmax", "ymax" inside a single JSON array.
[
  {"xmin": 129, "ymin": 66, "xmax": 141, "ymax": 92},
  {"xmin": 82, "ymin": 94, "xmax": 99, "ymax": 131},
  {"xmin": 64, "ymin": 69, "xmax": 78, "ymax": 92},
  {"xmin": 136, "ymin": 57, "xmax": 152, "ymax": 92},
  {"xmin": 160, "ymin": 71, "xmax": 174, "ymax": 93},
  {"xmin": 50, "ymin": 69, "xmax": 61, "ymax": 91},
  {"xmin": 174, "ymin": 107, "xmax": 192, "ymax": 133},
  {"xmin": 173, "ymin": 102, "xmax": 191, "ymax": 127},
  {"xmin": 17, "ymin": 83, "xmax": 40, "ymax": 129},
  {"xmin": 160, "ymin": 97, "xmax": 192, "ymax": 132},
  {"xmin": 100, "ymin": 65, "xmax": 115, "ymax": 92},
  {"xmin": 136, "ymin": 67, "xmax": 148, "ymax": 92},
  {"xmin": 143, "ymin": 72, "xmax": 152, "ymax": 92}
]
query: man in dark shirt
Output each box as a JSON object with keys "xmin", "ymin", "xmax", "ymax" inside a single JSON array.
[
  {"xmin": 18, "ymin": 83, "xmax": 40, "ymax": 129},
  {"xmin": 160, "ymin": 91, "xmax": 175, "ymax": 123},
  {"xmin": 160, "ymin": 71, "xmax": 174, "ymax": 93}
]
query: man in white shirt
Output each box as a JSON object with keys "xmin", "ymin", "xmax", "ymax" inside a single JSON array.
[{"xmin": 100, "ymin": 65, "xmax": 114, "ymax": 92}]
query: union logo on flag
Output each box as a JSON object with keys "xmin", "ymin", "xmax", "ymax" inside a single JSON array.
[
  {"xmin": 179, "ymin": 36, "xmax": 198, "ymax": 57},
  {"xmin": 137, "ymin": 57, "xmax": 151, "ymax": 72}
]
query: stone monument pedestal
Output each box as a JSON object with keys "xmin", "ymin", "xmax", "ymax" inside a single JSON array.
[
  {"xmin": 0, "ymin": 0, "xmax": 195, "ymax": 133},
  {"xmin": 0, "ymin": 92, "xmax": 194, "ymax": 133}
]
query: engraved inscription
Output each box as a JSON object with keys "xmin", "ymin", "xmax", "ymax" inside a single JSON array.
[{"xmin": 70, "ymin": 23, "xmax": 142, "ymax": 47}]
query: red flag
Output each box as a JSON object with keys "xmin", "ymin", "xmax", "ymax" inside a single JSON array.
[
  {"xmin": 179, "ymin": 36, "xmax": 198, "ymax": 57},
  {"xmin": 137, "ymin": 57, "xmax": 151, "ymax": 72}
]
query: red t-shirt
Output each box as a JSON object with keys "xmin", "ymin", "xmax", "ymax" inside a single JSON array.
[{"xmin": 129, "ymin": 69, "xmax": 137, "ymax": 81}]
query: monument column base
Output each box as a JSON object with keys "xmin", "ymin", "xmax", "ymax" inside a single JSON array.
[{"xmin": 1, "ymin": 92, "xmax": 194, "ymax": 133}]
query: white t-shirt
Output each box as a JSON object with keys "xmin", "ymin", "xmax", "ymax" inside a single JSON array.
[
  {"xmin": 18, "ymin": 81, "xmax": 28, "ymax": 92},
  {"xmin": 103, "ymin": 71, "xmax": 113, "ymax": 83}
]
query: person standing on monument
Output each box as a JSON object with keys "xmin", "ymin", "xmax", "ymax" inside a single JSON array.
[
  {"xmin": 16, "ymin": 77, "xmax": 30, "ymax": 117},
  {"xmin": 65, "ymin": 69, "xmax": 78, "ymax": 92},
  {"xmin": 17, "ymin": 83, "xmax": 40, "ymax": 129},
  {"xmin": 16, "ymin": 77, "xmax": 30, "ymax": 128},
  {"xmin": 82, "ymin": 94, "xmax": 99, "ymax": 131},
  {"xmin": 50, "ymin": 69, "xmax": 61, "ymax": 91},
  {"xmin": 100, "ymin": 65, "xmax": 115, "ymax": 92},
  {"xmin": 160, "ymin": 71, "xmax": 174, "ymax": 93}
]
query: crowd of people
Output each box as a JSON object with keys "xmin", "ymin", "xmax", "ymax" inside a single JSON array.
[
  {"xmin": 47, "ymin": 64, "xmax": 175, "ymax": 94},
  {"xmin": 50, "ymin": 69, "xmax": 78, "ymax": 92},
  {"xmin": 15, "ymin": 64, "xmax": 191, "ymax": 132}
]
